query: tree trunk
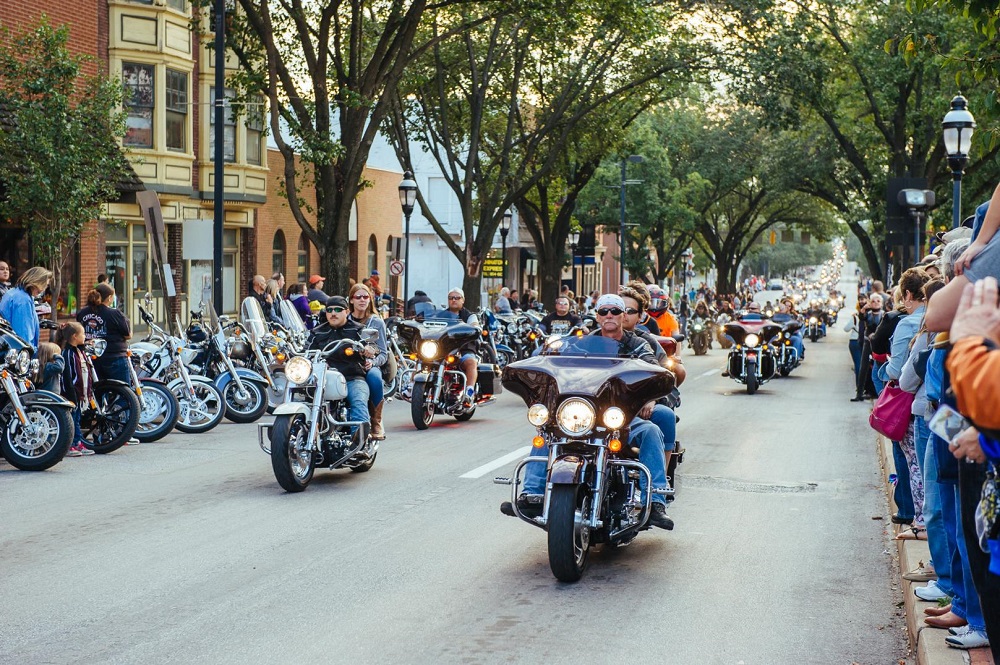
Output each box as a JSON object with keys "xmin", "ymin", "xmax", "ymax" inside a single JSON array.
[
  {"xmin": 462, "ymin": 273, "xmax": 483, "ymax": 311},
  {"xmin": 538, "ymin": 252, "xmax": 564, "ymax": 310},
  {"xmin": 846, "ymin": 220, "xmax": 883, "ymax": 280}
]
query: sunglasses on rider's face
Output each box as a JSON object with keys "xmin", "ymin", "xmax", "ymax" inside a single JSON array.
[
  {"xmin": 597, "ymin": 307, "xmax": 623, "ymax": 317},
  {"xmin": 352, "ymin": 294, "xmax": 370, "ymax": 300},
  {"xmin": 448, "ymin": 295, "xmax": 463, "ymax": 300},
  {"xmin": 325, "ymin": 306, "xmax": 347, "ymax": 314},
  {"xmin": 623, "ymin": 307, "xmax": 639, "ymax": 315}
]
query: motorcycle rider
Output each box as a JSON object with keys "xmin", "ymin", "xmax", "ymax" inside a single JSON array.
[
  {"xmin": 445, "ymin": 287, "xmax": 480, "ymax": 405},
  {"xmin": 805, "ymin": 299, "xmax": 827, "ymax": 336},
  {"xmin": 689, "ymin": 299, "xmax": 714, "ymax": 349},
  {"xmin": 509, "ymin": 294, "xmax": 674, "ymax": 530},
  {"xmin": 538, "ymin": 295, "xmax": 582, "ymax": 334},
  {"xmin": 308, "ymin": 296, "xmax": 371, "ymax": 430},
  {"xmin": 770, "ymin": 299, "xmax": 805, "ymax": 362}
]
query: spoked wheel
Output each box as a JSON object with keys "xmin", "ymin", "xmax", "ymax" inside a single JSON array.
[
  {"xmin": 746, "ymin": 364, "xmax": 759, "ymax": 395},
  {"xmin": 0, "ymin": 403, "xmax": 73, "ymax": 470},
  {"xmin": 265, "ymin": 368, "xmax": 288, "ymax": 415},
  {"xmin": 496, "ymin": 349, "xmax": 515, "ymax": 371},
  {"xmin": 410, "ymin": 383, "xmax": 435, "ymax": 430},
  {"xmin": 81, "ymin": 383, "xmax": 141, "ymax": 454},
  {"xmin": 547, "ymin": 484, "xmax": 591, "ymax": 583},
  {"xmin": 270, "ymin": 414, "xmax": 314, "ymax": 492},
  {"xmin": 134, "ymin": 380, "xmax": 180, "ymax": 442},
  {"xmin": 172, "ymin": 381, "xmax": 225, "ymax": 433},
  {"xmin": 222, "ymin": 379, "xmax": 268, "ymax": 424}
]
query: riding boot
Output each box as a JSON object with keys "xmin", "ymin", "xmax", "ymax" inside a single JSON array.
[{"xmin": 371, "ymin": 402, "xmax": 386, "ymax": 440}]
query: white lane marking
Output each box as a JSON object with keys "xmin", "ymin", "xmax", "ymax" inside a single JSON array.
[
  {"xmin": 460, "ymin": 446, "xmax": 532, "ymax": 479},
  {"xmin": 695, "ymin": 368, "xmax": 718, "ymax": 380}
]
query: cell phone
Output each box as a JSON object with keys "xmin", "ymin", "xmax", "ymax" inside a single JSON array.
[{"xmin": 928, "ymin": 404, "xmax": 971, "ymax": 444}]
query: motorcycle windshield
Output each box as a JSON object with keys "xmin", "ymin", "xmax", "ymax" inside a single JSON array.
[
  {"xmin": 240, "ymin": 297, "xmax": 268, "ymax": 342},
  {"xmin": 503, "ymin": 336, "xmax": 673, "ymax": 420},
  {"xmin": 277, "ymin": 299, "xmax": 306, "ymax": 335}
]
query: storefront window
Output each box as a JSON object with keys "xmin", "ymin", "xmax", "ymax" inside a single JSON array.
[
  {"xmin": 247, "ymin": 95, "xmax": 264, "ymax": 165},
  {"xmin": 123, "ymin": 63, "xmax": 154, "ymax": 149},
  {"xmin": 272, "ymin": 230, "xmax": 285, "ymax": 276},
  {"xmin": 297, "ymin": 234, "xmax": 309, "ymax": 283}
]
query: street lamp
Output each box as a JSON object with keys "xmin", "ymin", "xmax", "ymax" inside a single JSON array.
[
  {"xmin": 499, "ymin": 208, "xmax": 512, "ymax": 286},
  {"xmin": 942, "ymin": 94, "xmax": 976, "ymax": 229},
  {"xmin": 398, "ymin": 170, "xmax": 417, "ymax": 312},
  {"xmin": 898, "ymin": 189, "xmax": 936, "ymax": 266},
  {"xmin": 619, "ymin": 155, "xmax": 644, "ymax": 287},
  {"xmin": 568, "ymin": 229, "xmax": 581, "ymax": 294}
]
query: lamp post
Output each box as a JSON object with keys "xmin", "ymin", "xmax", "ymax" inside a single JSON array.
[
  {"xmin": 398, "ymin": 170, "xmax": 417, "ymax": 312},
  {"xmin": 618, "ymin": 155, "xmax": 644, "ymax": 287},
  {"xmin": 942, "ymin": 95, "xmax": 976, "ymax": 229},
  {"xmin": 499, "ymin": 208, "xmax": 512, "ymax": 286},
  {"xmin": 568, "ymin": 229, "xmax": 581, "ymax": 294}
]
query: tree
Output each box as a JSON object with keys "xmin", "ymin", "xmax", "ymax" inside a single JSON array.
[
  {"xmin": 724, "ymin": 0, "xmax": 1000, "ymax": 278},
  {"xmin": 0, "ymin": 17, "xmax": 130, "ymax": 321},
  {"xmin": 196, "ymin": 0, "xmax": 488, "ymax": 295},
  {"xmin": 385, "ymin": 0, "xmax": 708, "ymax": 307}
]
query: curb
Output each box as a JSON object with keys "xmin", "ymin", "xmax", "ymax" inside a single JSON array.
[{"xmin": 877, "ymin": 435, "xmax": 995, "ymax": 665}]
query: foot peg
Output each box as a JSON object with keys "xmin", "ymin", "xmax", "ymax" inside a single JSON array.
[{"xmin": 493, "ymin": 476, "xmax": 512, "ymax": 485}]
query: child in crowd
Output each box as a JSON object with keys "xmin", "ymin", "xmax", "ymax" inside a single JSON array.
[
  {"xmin": 56, "ymin": 322, "xmax": 96, "ymax": 457},
  {"xmin": 34, "ymin": 342, "xmax": 64, "ymax": 394}
]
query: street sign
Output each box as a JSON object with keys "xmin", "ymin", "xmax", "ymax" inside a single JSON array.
[
  {"xmin": 482, "ymin": 257, "xmax": 505, "ymax": 278},
  {"xmin": 389, "ymin": 259, "xmax": 405, "ymax": 277}
]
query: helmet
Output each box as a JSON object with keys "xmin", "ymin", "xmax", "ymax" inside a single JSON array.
[
  {"xmin": 229, "ymin": 339, "xmax": 252, "ymax": 360},
  {"xmin": 186, "ymin": 322, "xmax": 208, "ymax": 344}
]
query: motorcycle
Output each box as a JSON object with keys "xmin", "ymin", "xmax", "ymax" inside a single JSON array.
[
  {"xmin": 132, "ymin": 302, "xmax": 227, "ymax": 434},
  {"xmin": 396, "ymin": 308, "xmax": 502, "ymax": 429},
  {"xmin": 0, "ymin": 317, "xmax": 74, "ymax": 470},
  {"xmin": 77, "ymin": 337, "xmax": 142, "ymax": 454},
  {"xmin": 237, "ymin": 297, "xmax": 297, "ymax": 414},
  {"xmin": 806, "ymin": 315, "xmax": 823, "ymax": 342},
  {"xmin": 715, "ymin": 313, "xmax": 734, "ymax": 349},
  {"xmin": 185, "ymin": 302, "xmax": 270, "ymax": 423},
  {"xmin": 495, "ymin": 334, "xmax": 675, "ymax": 582},
  {"xmin": 382, "ymin": 315, "xmax": 416, "ymax": 401},
  {"xmin": 687, "ymin": 317, "xmax": 711, "ymax": 355},
  {"xmin": 774, "ymin": 320, "xmax": 803, "ymax": 377},
  {"xmin": 723, "ymin": 319, "xmax": 782, "ymax": 395},
  {"xmin": 124, "ymin": 345, "xmax": 180, "ymax": 443},
  {"xmin": 479, "ymin": 309, "xmax": 517, "ymax": 369},
  {"xmin": 258, "ymin": 331, "xmax": 380, "ymax": 492}
]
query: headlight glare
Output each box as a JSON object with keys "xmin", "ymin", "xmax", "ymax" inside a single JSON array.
[
  {"xmin": 556, "ymin": 398, "xmax": 596, "ymax": 436},
  {"xmin": 285, "ymin": 356, "xmax": 313, "ymax": 384},
  {"xmin": 603, "ymin": 407, "xmax": 625, "ymax": 429},
  {"xmin": 419, "ymin": 340, "xmax": 439, "ymax": 360},
  {"xmin": 745, "ymin": 333, "xmax": 760, "ymax": 347},
  {"xmin": 809, "ymin": 317, "xmax": 818, "ymax": 324},
  {"xmin": 527, "ymin": 403, "xmax": 549, "ymax": 426}
]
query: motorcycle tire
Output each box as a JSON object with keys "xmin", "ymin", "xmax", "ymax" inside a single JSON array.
[
  {"xmin": 81, "ymin": 383, "xmax": 141, "ymax": 454},
  {"xmin": 265, "ymin": 367, "xmax": 288, "ymax": 415},
  {"xmin": 0, "ymin": 402, "xmax": 73, "ymax": 471},
  {"xmin": 454, "ymin": 405, "xmax": 476, "ymax": 422},
  {"xmin": 496, "ymin": 349, "xmax": 515, "ymax": 370},
  {"xmin": 809, "ymin": 331, "xmax": 819, "ymax": 343},
  {"xmin": 270, "ymin": 414, "xmax": 314, "ymax": 492},
  {"xmin": 222, "ymin": 379, "xmax": 268, "ymax": 424},
  {"xmin": 172, "ymin": 381, "xmax": 226, "ymax": 434},
  {"xmin": 666, "ymin": 442, "xmax": 683, "ymax": 491},
  {"xmin": 693, "ymin": 337, "xmax": 707, "ymax": 356},
  {"xmin": 746, "ymin": 363, "xmax": 758, "ymax": 395},
  {"xmin": 548, "ymin": 484, "xmax": 591, "ymax": 583},
  {"xmin": 411, "ymin": 383, "xmax": 435, "ymax": 430},
  {"xmin": 134, "ymin": 379, "xmax": 180, "ymax": 443},
  {"xmin": 382, "ymin": 373, "xmax": 398, "ymax": 401},
  {"xmin": 779, "ymin": 367, "xmax": 791, "ymax": 377}
]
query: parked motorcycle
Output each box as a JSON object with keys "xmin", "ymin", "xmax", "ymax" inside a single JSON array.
[
  {"xmin": 186, "ymin": 302, "xmax": 270, "ymax": 423},
  {"xmin": 77, "ymin": 338, "xmax": 142, "ymax": 454},
  {"xmin": 133, "ymin": 303, "xmax": 226, "ymax": 434},
  {"xmin": 495, "ymin": 334, "xmax": 675, "ymax": 582},
  {"xmin": 237, "ymin": 297, "xmax": 295, "ymax": 414},
  {"xmin": 723, "ymin": 319, "xmax": 782, "ymax": 394},
  {"xmin": 258, "ymin": 331, "xmax": 380, "ymax": 492},
  {"xmin": 0, "ymin": 318, "xmax": 74, "ymax": 470},
  {"xmin": 396, "ymin": 309, "xmax": 501, "ymax": 429},
  {"xmin": 124, "ymin": 346, "xmax": 180, "ymax": 443}
]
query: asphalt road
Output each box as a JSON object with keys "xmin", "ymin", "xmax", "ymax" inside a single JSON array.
[{"xmin": 0, "ymin": 273, "xmax": 909, "ymax": 664}]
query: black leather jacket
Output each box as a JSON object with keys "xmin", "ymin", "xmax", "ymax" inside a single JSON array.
[{"xmin": 308, "ymin": 320, "xmax": 367, "ymax": 380}]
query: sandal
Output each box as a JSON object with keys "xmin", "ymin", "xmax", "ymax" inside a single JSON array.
[{"xmin": 895, "ymin": 526, "xmax": 927, "ymax": 541}]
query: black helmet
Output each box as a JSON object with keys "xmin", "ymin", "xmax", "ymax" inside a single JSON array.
[
  {"xmin": 186, "ymin": 322, "xmax": 208, "ymax": 343},
  {"xmin": 229, "ymin": 339, "xmax": 252, "ymax": 360}
]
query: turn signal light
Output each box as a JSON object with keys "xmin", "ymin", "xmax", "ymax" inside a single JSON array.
[
  {"xmin": 408, "ymin": 353, "xmax": 417, "ymax": 360},
  {"xmin": 276, "ymin": 353, "xmax": 286, "ymax": 362},
  {"xmin": 608, "ymin": 439, "xmax": 622, "ymax": 452},
  {"xmin": 576, "ymin": 330, "xmax": 583, "ymax": 337},
  {"xmin": 529, "ymin": 333, "xmax": 537, "ymax": 340},
  {"xmin": 447, "ymin": 355, "xmax": 456, "ymax": 363},
  {"xmin": 345, "ymin": 348, "xmax": 354, "ymax": 356},
  {"xmin": 532, "ymin": 436, "xmax": 545, "ymax": 448}
]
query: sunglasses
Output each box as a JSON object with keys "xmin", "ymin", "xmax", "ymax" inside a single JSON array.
[
  {"xmin": 352, "ymin": 294, "xmax": 370, "ymax": 300},
  {"xmin": 325, "ymin": 306, "xmax": 347, "ymax": 313},
  {"xmin": 623, "ymin": 307, "xmax": 639, "ymax": 315},
  {"xmin": 448, "ymin": 295, "xmax": 463, "ymax": 300},
  {"xmin": 597, "ymin": 307, "xmax": 624, "ymax": 316}
]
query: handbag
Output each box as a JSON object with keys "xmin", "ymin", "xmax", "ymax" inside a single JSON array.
[
  {"xmin": 975, "ymin": 463, "xmax": 999, "ymax": 553},
  {"xmin": 869, "ymin": 382, "xmax": 915, "ymax": 441}
]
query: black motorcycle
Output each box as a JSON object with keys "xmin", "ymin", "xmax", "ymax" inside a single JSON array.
[
  {"xmin": 78, "ymin": 338, "xmax": 142, "ymax": 454},
  {"xmin": 0, "ymin": 318, "xmax": 74, "ymax": 470},
  {"xmin": 723, "ymin": 320, "xmax": 782, "ymax": 395},
  {"xmin": 774, "ymin": 320, "xmax": 803, "ymax": 377},
  {"xmin": 686, "ymin": 316, "xmax": 711, "ymax": 355},
  {"xmin": 496, "ymin": 335, "xmax": 676, "ymax": 582},
  {"xmin": 396, "ymin": 309, "xmax": 501, "ymax": 429}
]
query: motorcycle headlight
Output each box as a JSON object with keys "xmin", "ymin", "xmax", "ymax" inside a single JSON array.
[
  {"xmin": 744, "ymin": 333, "xmax": 760, "ymax": 347},
  {"xmin": 507, "ymin": 323, "xmax": 517, "ymax": 333},
  {"xmin": 556, "ymin": 397, "xmax": 596, "ymax": 436},
  {"xmin": 7, "ymin": 349, "xmax": 30, "ymax": 375},
  {"xmin": 692, "ymin": 323, "xmax": 703, "ymax": 332},
  {"xmin": 419, "ymin": 340, "xmax": 439, "ymax": 360},
  {"xmin": 603, "ymin": 407, "xmax": 625, "ymax": 430},
  {"xmin": 285, "ymin": 356, "xmax": 313, "ymax": 384},
  {"xmin": 809, "ymin": 317, "xmax": 818, "ymax": 324},
  {"xmin": 527, "ymin": 403, "xmax": 550, "ymax": 426}
]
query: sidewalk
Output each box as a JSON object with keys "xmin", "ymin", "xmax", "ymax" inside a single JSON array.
[{"xmin": 878, "ymin": 435, "xmax": 995, "ymax": 665}]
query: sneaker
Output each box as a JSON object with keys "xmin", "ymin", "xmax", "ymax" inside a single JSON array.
[
  {"xmin": 945, "ymin": 628, "xmax": 990, "ymax": 649},
  {"xmin": 903, "ymin": 561, "xmax": 937, "ymax": 582},
  {"xmin": 65, "ymin": 445, "xmax": 83, "ymax": 457},
  {"xmin": 464, "ymin": 387, "xmax": 476, "ymax": 405},
  {"xmin": 79, "ymin": 446, "xmax": 95, "ymax": 456},
  {"xmin": 914, "ymin": 580, "xmax": 950, "ymax": 602},
  {"xmin": 647, "ymin": 503, "xmax": 675, "ymax": 530},
  {"xmin": 125, "ymin": 437, "xmax": 140, "ymax": 445},
  {"xmin": 949, "ymin": 625, "xmax": 973, "ymax": 637}
]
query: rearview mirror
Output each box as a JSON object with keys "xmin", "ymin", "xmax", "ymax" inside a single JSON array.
[{"xmin": 361, "ymin": 328, "xmax": 379, "ymax": 343}]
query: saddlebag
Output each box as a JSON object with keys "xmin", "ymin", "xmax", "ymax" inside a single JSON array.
[{"xmin": 476, "ymin": 363, "xmax": 503, "ymax": 396}]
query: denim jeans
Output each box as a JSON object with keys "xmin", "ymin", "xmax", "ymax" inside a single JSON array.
[
  {"xmin": 71, "ymin": 404, "xmax": 84, "ymax": 444},
  {"xmin": 892, "ymin": 439, "xmax": 915, "ymax": 521},
  {"xmin": 647, "ymin": 404, "xmax": 676, "ymax": 455},
  {"xmin": 345, "ymin": 378, "xmax": 370, "ymax": 427},
  {"xmin": 789, "ymin": 333, "xmax": 804, "ymax": 361},
  {"xmin": 365, "ymin": 367, "xmax": 384, "ymax": 407},
  {"xmin": 849, "ymin": 339, "xmax": 861, "ymax": 378},
  {"xmin": 871, "ymin": 361, "xmax": 885, "ymax": 395},
  {"xmin": 522, "ymin": 417, "xmax": 668, "ymax": 506},
  {"xmin": 919, "ymin": 418, "xmax": 953, "ymax": 598},
  {"xmin": 94, "ymin": 356, "xmax": 131, "ymax": 384}
]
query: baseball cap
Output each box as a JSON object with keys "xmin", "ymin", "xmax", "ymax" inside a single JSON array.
[
  {"xmin": 309, "ymin": 274, "xmax": 325, "ymax": 286},
  {"xmin": 371, "ymin": 270, "xmax": 379, "ymax": 276},
  {"xmin": 595, "ymin": 294, "xmax": 626, "ymax": 311},
  {"xmin": 325, "ymin": 295, "xmax": 349, "ymax": 309}
]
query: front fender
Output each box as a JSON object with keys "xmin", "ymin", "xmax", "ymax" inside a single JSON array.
[
  {"xmin": 167, "ymin": 375, "xmax": 215, "ymax": 392},
  {"xmin": 214, "ymin": 368, "xmax": 268, "ymax": 391},
  {"xmin": 549, "ymin": 454, "xmax": 587, "ymax": 485},
  {"xmin": 19, "ymin": 389, "xmax": 74, "ymax": 410},
  {"xmin": 95, "ymin": 378, "xmax": 132, "ymax": 390},
  {"xmin": 496, "ymin": 343, "xmax": 514, "ymax": 355},
  {"xmin": 271, "ymin": 402, "xmax": 312, "ymax": 417}
]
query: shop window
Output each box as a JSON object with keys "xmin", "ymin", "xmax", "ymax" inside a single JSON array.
[
  {"xmin": 272, "ymin": 230, "xmax": 286, "ymax": 277},
  {"xmin": 246, "ymin": 95, "xmax": 264, "ymax": 165},
  {"xmin": 167, "ymin": 0, "xmax": 187, "ymax": 10},
  {"xmin": 297, "ymin": 234, "xmax": 309, "ymax": 283},
  {"xmin": 122, "ymin": 63, "xmax": 154, "ymax": 149},
  {"xmin": 166, "ymin": 69, "xmax": 188, "ymax": 152},
  {"xmin": 385, "ymin": 234, "xmax": 394, "ymax": 276},
  {"xmin": 209, "ymin": 87, "xmax": 236, "ymax": 162},
  {"xmin": 367, "ymin": 235, "xmax": 377, "ymax": 277}
]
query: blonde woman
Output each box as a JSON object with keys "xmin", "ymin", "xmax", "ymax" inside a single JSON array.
[
  {"xmin": 347, "ymin": 283, "xmax": 389, "ymax": 440},
  {"xmin": 0, "ymin": 265, "xmax": 51, "ymax": 348}
]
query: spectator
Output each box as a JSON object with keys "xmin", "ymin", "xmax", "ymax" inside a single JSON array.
[
  {"xmin": 286, "ymin": 282, "xmax": 314, "ymax": 329},
  {"xmin": 76, "ymin": 283, "xmax": 132, "ymax": 384},
  {"xmin": 0, "ymin": 261, "xmax": 13, "ymax": 299},
  {"xmin": 494, "ymin": 287, "xmax": 513, "ymax": 314},
  {"xmin": 0, "ymin": 266, "xmax": 51, "ymax": 349},
  {"xmin": 307, "ymin": 275, "xmax": 330, "ymax": 310}
]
